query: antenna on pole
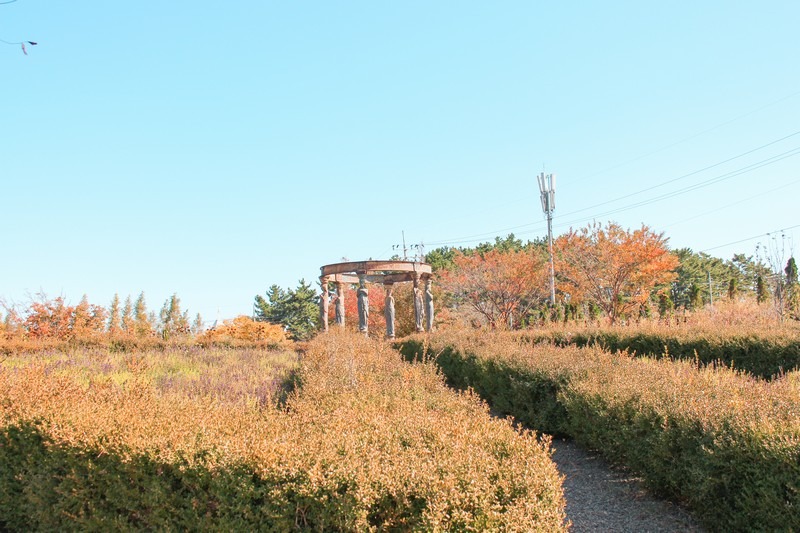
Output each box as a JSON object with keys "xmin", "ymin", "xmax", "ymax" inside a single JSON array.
[
  {"xmin": 538, "ymin": 171, "xmax": 557, "ymax": 306},
  {"xmin": 410, "ymin": 241, "xmax": 426, "ymax": 262},
  {"xmin": 392, "ymin": 231, "xmax": 409, "ymax": 260}
]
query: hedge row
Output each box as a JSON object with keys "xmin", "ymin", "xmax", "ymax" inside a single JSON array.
[
  {"xmin": 399, "ymin": 332, "xmax": 800, "ymax": 532},
  {"xmin": 0, "ymin": 333, "xmax": 566, "ymax": 531},
  {"xmin": 519, "ymin": 329, "xmax": 800, "ymax": 379}
]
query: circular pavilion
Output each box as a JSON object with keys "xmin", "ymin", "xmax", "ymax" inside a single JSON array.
[{"xmin": 319, "ymin": 260, "xmax": 433, "ymax": 338}]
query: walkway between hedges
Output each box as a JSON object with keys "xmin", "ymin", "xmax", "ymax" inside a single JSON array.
[{"xmin": 550, "ymin": 438, "xmax": 702, "ymax": 532}]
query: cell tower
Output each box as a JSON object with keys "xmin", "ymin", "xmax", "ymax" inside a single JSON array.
[{"xmin": 538, "ymin": 172, "xmax": 556, "ymax": 306}]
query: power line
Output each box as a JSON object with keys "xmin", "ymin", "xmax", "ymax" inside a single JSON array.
[
  {"xmin": 701, "ymin": 224, "xmax": 800, "ymax": 253},
  {"xmin": 662, "ymin": 177, "xmax": 800, "ymax": 229},
  {"xmin": 569, "ymin": 89, "xmax": 800, "ymax": 185},
  {"xmin": 555, "ymin": 130, "xmax": 800, "ymax": 220},
  {"xmin": 419, "ymin": 91, "xmax": 800, "ymax": 240},
  {"xmin": 549, "ymin": 146, "xmax": 800, "ymax": 230},
  {"xmin": 424, "ymin": 137, "xmax": 800, "ymax": 248}
]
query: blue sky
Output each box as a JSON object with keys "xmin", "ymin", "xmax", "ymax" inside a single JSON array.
[{"xmin": 2, "ymin": 1, "xmax": 799, "ymax": 322}]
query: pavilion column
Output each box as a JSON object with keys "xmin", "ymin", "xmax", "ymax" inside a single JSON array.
[
  {"xmin": 319, "ymin": 276, "xmax": 330, "ymax": 332},
  {"xmin": 335, "ymin": 281, "xmax": 345, "ymax": 328},
  {"xmin": 424, "ymin": 277, "xmax": 434, "ymax": 332},
  {"xmin": 413, "ymin": 273, "xmax": 424, "ymax": 333},
  {"xmin": 384, "ymin": 283, "xmax": 396, "ymax": 339},
  {"xmin": 357, "ymin": 272, "xmax": 369, "ymax": 334}
]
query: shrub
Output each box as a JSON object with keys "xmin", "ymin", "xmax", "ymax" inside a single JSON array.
[
  {"xmin": 0, "ymin": 333, "xmax": 566, "ymax": 531},
  {"xmin": 400, "ymin": 332, "xmax": 800, "ymax": 532}
]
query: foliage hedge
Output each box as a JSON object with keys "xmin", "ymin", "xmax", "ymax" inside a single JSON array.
[
  {"xmin": 519, "ymin": 329, "xmax": 800, "ymax": 379},
  {"xmin": 399, "ymin": 332, "xmax": 800, "ymax": 532},
  {"xmin": 0, "ymin": 333, "xmax": 566, "ymax": 531}
]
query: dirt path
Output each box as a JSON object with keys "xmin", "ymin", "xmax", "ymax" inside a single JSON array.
[{"xmin": 550, "ymin": 438, "xmax": 702, "ymax": 532}]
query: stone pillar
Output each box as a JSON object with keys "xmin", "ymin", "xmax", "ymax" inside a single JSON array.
[
  {"xmin": 319, "ymin": 276, "xmax": 330, "ymax": 332},
  {"xmin": 384, "ymin": 283, "xmax": 395, "ymax": 339},
  {"xmin": 424, "ymin": 277, "xmax": 434, "ymax": 332},
  {"xmin": 335, "ymin": 281, "xmax": 345, "ymax": 328},
  {"xmin": 413, "ymin": 273, "xmax": 424, "ymax": 333},
  {"xmin": 357, "ymin": 272, "xmax": 369, "ymax": 334}
]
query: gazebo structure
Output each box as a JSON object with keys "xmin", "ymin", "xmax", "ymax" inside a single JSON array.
[{"xmin": 319, "ymin": 260, "xmax": 434, "ymax": 338}]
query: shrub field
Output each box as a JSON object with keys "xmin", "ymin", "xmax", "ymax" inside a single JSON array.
[
  {"xmin": 399, "ymin": 331, "xmax": 800, "ymax": 531},
  {"xmin": 0, "ymin": 333, "xmax": 566, "ymax": 531}
]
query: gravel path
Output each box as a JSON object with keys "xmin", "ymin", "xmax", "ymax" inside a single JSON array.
[{"xmin": 550, "ymin": 438, "xmax": 703, "ymax": 532}]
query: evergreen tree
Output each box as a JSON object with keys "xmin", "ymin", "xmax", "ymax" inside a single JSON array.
[
  {"xmin": 108, "ymin": 293, "xmax": 121, "ymax": 335},
  {"xmin": 785, "ymin": 257, "xmax": 799, "ymax": 318},
  {"xmin": 688, "ymin": 283, "xmax": 702, "ymax": 310},
  {"xmin": 756, "ymin": 275, "xmax": 768, "ymax": 304},
  {"xmin": 254, "ymin": 285, "xmax": 288, "ymax": 323},
  {"xmin": 658, "ymin": 293, "xmax": 674, "ymax": 317},
  {"xmin": 121, "ymin": 296, "xmax": 134, "ymax": 334},
  {"xmin": 71, "ymin": 295, "xmax": 91, "ymax": 336},
  {"xmin": 133, "ymin": 292, "xmax": 152, "ymax": 337},
  {"xmin": 192, "ymin": 313, "xmax": 204, "ymax": 334},
  {"xmin": 254, "ymin": 279, "xmax": 319, "ymax": 340},
  {"xmin": 728, "ymin": 278, "xmax": 738, "ymax": 300},
  {"xmin": 158, "ymin": 293, "xmax": 189, "ymax": 339}
]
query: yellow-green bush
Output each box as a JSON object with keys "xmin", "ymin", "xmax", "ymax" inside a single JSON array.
[
  {"xmin": 0, "ymin": 333, "xmax": 566, "ymax": 531},
  {"xmin": 400, "ymin": 332, "xmax": 800, "ymax": 532}
]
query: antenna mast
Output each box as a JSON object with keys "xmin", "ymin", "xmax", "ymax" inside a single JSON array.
[{"xmin": 538, "ymin": 172, "xmax": 557, "ymax": 306}]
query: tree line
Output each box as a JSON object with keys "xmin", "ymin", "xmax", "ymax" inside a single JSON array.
[{"xmin": 1, "ymin": 292, "xmax": 203, "ymax": 341}]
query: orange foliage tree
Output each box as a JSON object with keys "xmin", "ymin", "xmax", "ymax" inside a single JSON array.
[
  {"xmin": 22, "ymin": 295, "xmax": 107, "ymax": 340},
  {"xmin": 438, "ymin": 248, "xmax": 549, "ymax": 328},
  {"xmin": 555, "ymin": 222, "xmax": 678, "ymax": 323}
]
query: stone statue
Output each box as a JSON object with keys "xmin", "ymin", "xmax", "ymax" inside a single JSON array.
[
  {"xmin": 319, "ymin": 278, "xmax": 330, "ymax": 332},
  {"xmin": 384, "ymin": 284, "xmax": 395, "ymax": 339},
  {"xmin": 413, "ymin": 283, "xmax": 424, "ymax": 333},
  {"xmin": 424, "ymin": 278, "xmax": 434, "ymax": 332},
  {"xmin": 357, "ymin": 274, "xmax": 369, "ymax": 333},
  {"xmin": 335, "ymin": 283, "xmax": 345, "ymax": 327}
]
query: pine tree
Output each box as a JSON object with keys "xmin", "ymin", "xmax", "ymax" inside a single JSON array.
[
  {"xmin": 756, "ymin": 275, "xmax": 768, "ymax": 304},
  {"xmin": 71, "ymin": 295, "xmax": 91, "ymax": 338},
  {"xmin": 158, "ymin": 293, "xmax": 189, "ymax": 339},
  {"xmin": 121, "ymin": 296, "xmax": 134, "ymax": 334},
  {"xmin": 192, "ymin": 313, "xmax": 204, "ymax": 334},
  {"xmin": 254, "ymin": 280, "xmax": 319, "ymax": 340},
  {"xmin": 108, "ymin": 293, "xmax": 121, "ymax": 336},
  {"xmin": 688, "ymin": 283, "xmax": 702, "ymax": 309},
  {"xmin": 133, "ymin": 292, "xmax": 151, "ymax": 337},
  {"xmin": 785, "ymin": 257, "xmax": 799, "ymax": 318},
  {"xmin": 728, "ymin": 278, "xmax": 738, "ymax": 300}
]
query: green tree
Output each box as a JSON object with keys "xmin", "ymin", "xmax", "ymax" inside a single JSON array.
[
  {"xmin": 254, "ymin": 285, "xmax": 288, "ymax": 324},
  {"xmin": 756, "ymin": 275, "xmax": 768, "ymax": 304},
  {"xmin": 785, "ymin": 257, "xmax": 799, "ymax": 318},
  {"xmin": 108, "ymin": 293, "xmax": 121, "ymax": 336},
  {"xmin": 728, "ymin": 278, "xmax": 738, "ymax": 300},
  {"xmin": 671, "ymin": 249, "xmax": 731, "ymax": 308},
  {"xmin": 425, "ymin": 247, "xmax": 458, "ymax": 273},
  {"xmin": 254, "ymin": 279, "xmax": 319, "ymax": 340},
  {"xmin": 658, "ymin": 293, "xmax": 674, "ymax": 317},
  {"xmin": 688, "ymin": 283, "xmax": 702, "ymax": 310}
]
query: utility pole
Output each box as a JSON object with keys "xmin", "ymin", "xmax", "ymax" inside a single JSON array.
[{"xmin": 538, "ymin": 172, "xmax": 557, "ymax": 306}]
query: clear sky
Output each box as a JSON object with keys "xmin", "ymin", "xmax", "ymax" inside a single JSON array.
[{"xmin": 2, "ymin": 1, "xmax": 799, "ymax": 322}]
